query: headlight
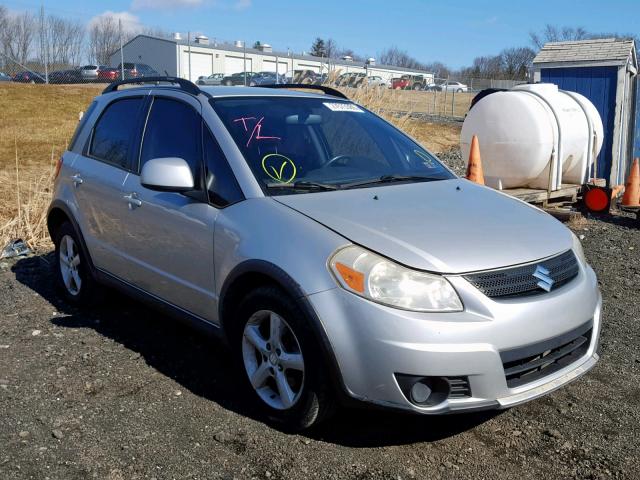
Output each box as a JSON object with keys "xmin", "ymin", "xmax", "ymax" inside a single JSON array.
[
  {"xmin": 329, "ymin": 245, "xmax": 463, "ymax": 312},
  {"xmin": 571, "ymin": 232, "xmax": 587, "ymax": 265}
]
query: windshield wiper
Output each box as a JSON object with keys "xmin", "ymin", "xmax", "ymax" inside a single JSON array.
[
  {"xmin": 265, "ymin": 180, "xmax": 339, "ymax": 191},
  {"xmin": 341, "ymin": 174, "xmax": 444, "ymax": 189}
]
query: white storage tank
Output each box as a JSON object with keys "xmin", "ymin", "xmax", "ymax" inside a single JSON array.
[{"xmin": 460, "ymin": 83, "xmax": 604, "ymax": 190}]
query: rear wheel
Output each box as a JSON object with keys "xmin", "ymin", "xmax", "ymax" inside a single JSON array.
[
  {"xmin": 53, "ymin": 222, "xmax": 99, "ymax": 305},
  {"xmin": 457, "ymin": 88, "xmax": 463, "ymax": 93},
  {"xmin": 233, "ymin": 286, "xmax": 334, "ymax": 430}
]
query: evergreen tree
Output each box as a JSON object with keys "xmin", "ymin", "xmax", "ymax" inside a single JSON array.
[{"xmin": 310, "ymin": 37, "xmax": 326, "ymax": 57}]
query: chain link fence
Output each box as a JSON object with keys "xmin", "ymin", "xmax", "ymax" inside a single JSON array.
[{"xmin": 0, "ymin": 5, "xmax": 527, "ymax": 120}]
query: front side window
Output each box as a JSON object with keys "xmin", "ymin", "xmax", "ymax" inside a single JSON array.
[
  {"xmin": 140, "ymin": 97, "xmax": 202, "ymax": 184},
  {"xmin": 203, "ymin": 128, "xmax": 244, "ymax": 207},
  {"xmin": 211, "ymin": 97, "xmax": 454, "ymax": 194},
  {"xmin": 89, "ymin": 97, "xmax": 144, "ymax": 168}
]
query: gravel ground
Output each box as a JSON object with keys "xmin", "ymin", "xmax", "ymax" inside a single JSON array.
[{"xmin": 1, "ymin": 167, "xmax": 639, "ymax": 479}]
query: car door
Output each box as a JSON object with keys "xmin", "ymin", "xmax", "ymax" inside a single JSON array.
[
  {"xmin": 72, "ymin": 95, "xmax": 146, "ymax": 275},
  {"xmin": 119, "ymin": 93, "xmax": 218, "ymax": 321}
]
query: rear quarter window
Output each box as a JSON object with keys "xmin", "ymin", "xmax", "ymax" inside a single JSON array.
[
  {"xmin": 89, "ymin": 97, "xmax": 145, "ymax": 168},
  {"xmin": 68, "ymin": 101, "xmax": 98, "ymax": 152}
]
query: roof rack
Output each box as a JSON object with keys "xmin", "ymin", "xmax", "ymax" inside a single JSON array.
[
  {"xmin": 102, "ymin": 76, "xmax": 201, "ymax": 96},
  {"xmin": 255, "ymin": 83, "xmax": 349, "ymax": 100}
]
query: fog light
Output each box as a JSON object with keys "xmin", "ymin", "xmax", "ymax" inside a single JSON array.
[{"xmin": 410, "ymin": 382, "xmax": 432, "ymax": 404}]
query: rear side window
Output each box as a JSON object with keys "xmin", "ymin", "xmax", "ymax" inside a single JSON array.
[
  {"xmin": 69, "ymin": 101, "xmax": 98, "ymax": 151},
  {"xmin": 140, "ymin": 98, "xmax": 201, "ymax": 184},
  {"xmin": 89, "ymin": 97, "xmax": 144, "ymax": 168}
]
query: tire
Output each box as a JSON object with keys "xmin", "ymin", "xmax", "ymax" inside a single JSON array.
[
  {"xmin": 53, "ymin": 221, "xmax": 100, "ymax": 305},
  {"xmin": 457, "ymin": 88, "xmax": 463, "ymax": 93},
  {"xmin": 413, "ymin": 83, "xmax": 421, "ymax": 90},
  {"xmin": 232, "ymin": 285, "xmax": 335, "ymax": 430},
  {"xmin": 224, "ymin": 80, "xmax": 232, "ymax": 86}
]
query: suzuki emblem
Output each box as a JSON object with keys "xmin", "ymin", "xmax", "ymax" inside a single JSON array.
[{"xmin": 533, "ymin": 265, "xmax": 554, "ymax": 292}]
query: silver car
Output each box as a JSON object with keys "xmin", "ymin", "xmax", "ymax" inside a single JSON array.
[
  {"xmin": 197, "ymin": 73, "xmax": 224, "ymax": 86},
  {"xmin": 48, "ymin": 78, "xmax": 601, "ymax": 430}
]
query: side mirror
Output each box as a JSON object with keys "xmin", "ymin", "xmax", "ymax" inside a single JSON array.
[{"xmin": 140, "ymin": 157, "xmax": 194, "ymax": 192}]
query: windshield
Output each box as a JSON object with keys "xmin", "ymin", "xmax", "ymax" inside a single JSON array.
[{"xmin": 211, "ymin": 97, "xmax": 454, "ymax": 193}]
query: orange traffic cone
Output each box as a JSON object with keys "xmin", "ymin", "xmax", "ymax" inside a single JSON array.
[
  {"xmin": 621, "ymin": 158, "xmax": 640, "ymax": 207},
  {"xmin": 466, "ymin": 135, "xmax": 485, "ymax": 185}
]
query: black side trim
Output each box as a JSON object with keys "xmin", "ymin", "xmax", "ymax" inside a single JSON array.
[
  {"xmin": 47, "ymin": 200, "xmax": 97, "ymax": 277},
  {"xmin": 103, "ymin": 76, "xmax": 201, "ymax": 96},
  {"xmin": 94, "ymin": 269, "xmax": 225, "ymax": 342},
  {"xmin": 219, "ymin": 259, "xmax": 350, "ymax": 401},
  {"xmin": 255, "ymin": 83, "xmax": 349, "ymax": 100}
]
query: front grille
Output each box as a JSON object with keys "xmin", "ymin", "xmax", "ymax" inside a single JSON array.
[
  {"xmin": 464, "ymin": 249, "xmax": 579, "ymax": 298},
  {"xmin": 500, "ymin": 322, "xmax": 592, "ymax": 388}
]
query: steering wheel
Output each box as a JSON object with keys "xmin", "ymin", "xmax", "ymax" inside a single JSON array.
[{"xmin": 324, "ymin": 155, "xmax": 354, "ymax": 168}]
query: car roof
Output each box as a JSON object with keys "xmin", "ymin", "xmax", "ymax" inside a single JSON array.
[{"xmin": 200, "ymin": 85, "xmax": 341, "ymax": 100}]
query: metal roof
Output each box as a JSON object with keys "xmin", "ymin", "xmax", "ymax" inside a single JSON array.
[
  {"xmin": 119, "ymin": 34, "xmax": 435, "ymax": 75},
  {"xmin": 533, "ymin": 38, "xmax": 636, "ymax": 66}
]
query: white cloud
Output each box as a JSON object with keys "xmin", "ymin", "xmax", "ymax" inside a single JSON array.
[
  {"xmin": 131, "ymin": 0, "xmax": 204, "ymax": 10},
  {"xmin": 88, "ymin": 11, "xmax": 142, "ymax": 33}
]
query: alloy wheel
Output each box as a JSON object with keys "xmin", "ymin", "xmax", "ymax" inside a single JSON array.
[
  {"xmin": 241, "ymin": 310, "xmax": 305, "ymax": 410},
  {"xmin": 59, "ymin": 234, "xmax": 82, "ymax": 296}
]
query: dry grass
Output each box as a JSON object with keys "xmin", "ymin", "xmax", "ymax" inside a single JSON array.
[
  {"xmin": 0, "ymin": 83, "xmax": 461, "ymax": 252},
  {"xmin": 0, "ymin": 83, "xmax": 102, "ymax": 250}
]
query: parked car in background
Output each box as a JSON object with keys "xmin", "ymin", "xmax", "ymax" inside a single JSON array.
[
  {"xmin": 197, "ymin": 73, "xmax": 224, "ymax": 86},
  {"xmin": 441, "ymin": 81, "xmax": 468, "ymax": 92},
  {"xmin": 48, "ymin": 69, "xmax": 83, "ymax": 84},
  {"xmin": 116, "ymin": 63, "xmax": 160, "ymax": 79},
  {"xmin": 48, "ymin": 78, "xmax": 602, "ymax": 431},
  {"xmin": 98, "ymin": 67, "xmax": 120, "ymax": 83},
  {"xmin": 289, "ymin": 69, "xmax": 317, "ymax": 83},
  {"xmin": 12, "ymin": 71, "xmax": 46, "ymax": 83},
  {"xmin": 0, "ymin": 72, "xmax": 12, "ymax": 82},
  {"xmin": 367, "ymin": 75, "xmax": 386, "ymax": 88},
  {"xmin": 80, "ymin": 65, "xmax": 108, "ymax": 81},
  {"xmin": 249, "ymin": 71, "xmax": 285, "ymax": 86},
  {"xmin": 334, "ymin": 72, "xmax": 366, "ymax": 87},
  {"xmin": 392, "ymin": 74, "xmax": 428, "ymax": 90},
  {"xmin": 221, "ymin": 72, "xmax": 259, "ymax": 86}
]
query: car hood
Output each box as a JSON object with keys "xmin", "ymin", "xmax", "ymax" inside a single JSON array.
[{"xmin": 274, "ymin": 179, "xmax": 573, "ymax": 274}]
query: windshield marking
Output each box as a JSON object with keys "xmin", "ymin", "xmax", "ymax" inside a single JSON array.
[
  {"xmin": 233, "ymin": 116, "xmax": 256, "ymax": 131},
  {"xmin": 246, "ymin": 116, "xmax": 281, "ymax": 147},
  {"xmin": 262, "ymin": 153, "xmax": 297, "ymax": 183}
]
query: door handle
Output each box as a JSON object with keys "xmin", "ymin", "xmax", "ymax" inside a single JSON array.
[
  {"xmin": 71, "ymin": 174, "xmax": 83, "ymax": 187},
  {"xmin": 123, "ymin": 192, "xmax": 142, "ymax": 210}
]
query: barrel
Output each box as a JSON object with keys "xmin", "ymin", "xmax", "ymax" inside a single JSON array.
[{"xmin": 460, "ymin": 83, "xmax": 603, "ymax": 190}]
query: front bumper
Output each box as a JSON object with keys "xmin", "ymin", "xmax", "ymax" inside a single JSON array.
[{"xmin": 307, "ymin": 262, "xmax": 602, "ymax": 414}]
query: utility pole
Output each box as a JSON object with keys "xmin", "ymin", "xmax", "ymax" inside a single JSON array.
[
  {"xmin": 188, "ymin": 31, "xmax": 191, "ymax": 81},
  {"xmin": 243, "ymin": 41, "xmax": 247, "ymax": 86},
  {"xmin": 39, "ymin": 5, "xmax": 48, "ymax": 84},
  {"xmin": 119, "ymin": 19, "xmax": 124, "ymax": 80}
]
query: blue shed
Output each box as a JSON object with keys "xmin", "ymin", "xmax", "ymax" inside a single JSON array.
[{"xmin": 532, "ymin": 38, "xmax": 637, "ymax": 186}]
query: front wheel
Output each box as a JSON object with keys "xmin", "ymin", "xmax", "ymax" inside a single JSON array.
[{"xmin": 233, "ymin": 286, "xmax": 335, "ymax": 430}]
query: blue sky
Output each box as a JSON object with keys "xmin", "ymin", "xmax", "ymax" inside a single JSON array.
[{"xmin": 6, "ymin": 0, "xmax": 640, "ymax": 68}]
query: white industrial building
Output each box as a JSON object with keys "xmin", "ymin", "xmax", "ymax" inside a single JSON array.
[{"xmin": 109, "ymin": 34, "xmax": 435, "ymax": 85}]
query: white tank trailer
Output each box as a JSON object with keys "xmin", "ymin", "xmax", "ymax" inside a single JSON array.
[{"xmin": 460, "ymin": 83, "xmax": 604, "ymax": 191}]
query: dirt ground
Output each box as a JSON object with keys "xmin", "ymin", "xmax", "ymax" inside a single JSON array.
[{"xmin": 1, "ymin": 208, "xmax": 638, "ymax": 479}]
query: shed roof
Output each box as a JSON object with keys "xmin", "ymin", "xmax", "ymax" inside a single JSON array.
[{"xmin": 533, "ymin": 38, "xmax": 636, "ymax": 67}]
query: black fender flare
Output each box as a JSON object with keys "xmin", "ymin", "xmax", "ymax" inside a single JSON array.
[
  {"xmin": 47, "ymin": 200, "xmax": 97, "ymax": 276},
  {"xmin": 219, "ymin": 259, "xmax": 350, "ymax": 399}
]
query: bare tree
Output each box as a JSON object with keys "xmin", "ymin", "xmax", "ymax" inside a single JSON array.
[
  {"xmin": 530, "ymin": 24, "xmax": 590, "ymax": 49},
  {"xmin": 43, "ymin": 15, "xmax": 85, "ymax": 68},
  {"xmin": 324, "ymin": 38, "xmax": 338, "ymax": 59},
  {"xmin": 500, "ymin": 47, "xmax": 535, "ymax": 79},
  {"xmin": 88, "ymin": 15, "xmax": 121, "ymax": 65},
  {"xmin": 377, "ymin": 46, "xmax": 425, "ymax": 69},
  {"xmin": 1, "ymin": 11, "xmax": 37, "ymax": 65}
]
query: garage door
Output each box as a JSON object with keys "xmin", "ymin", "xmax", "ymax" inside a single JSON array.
[
  {"xmin": 181, "ymin": 51, "xmax": 212, "ymax": 82},
  {"xmin": 225, "ymin": 56, "xmax": 252, "ymax": 75},
  {"xmin": 297, "ymin": 63, "xmax": 320, "ymax": 73},
  {"xmin": 262, "ymin": 60, "xmax": 289, "ymax": 74}
]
